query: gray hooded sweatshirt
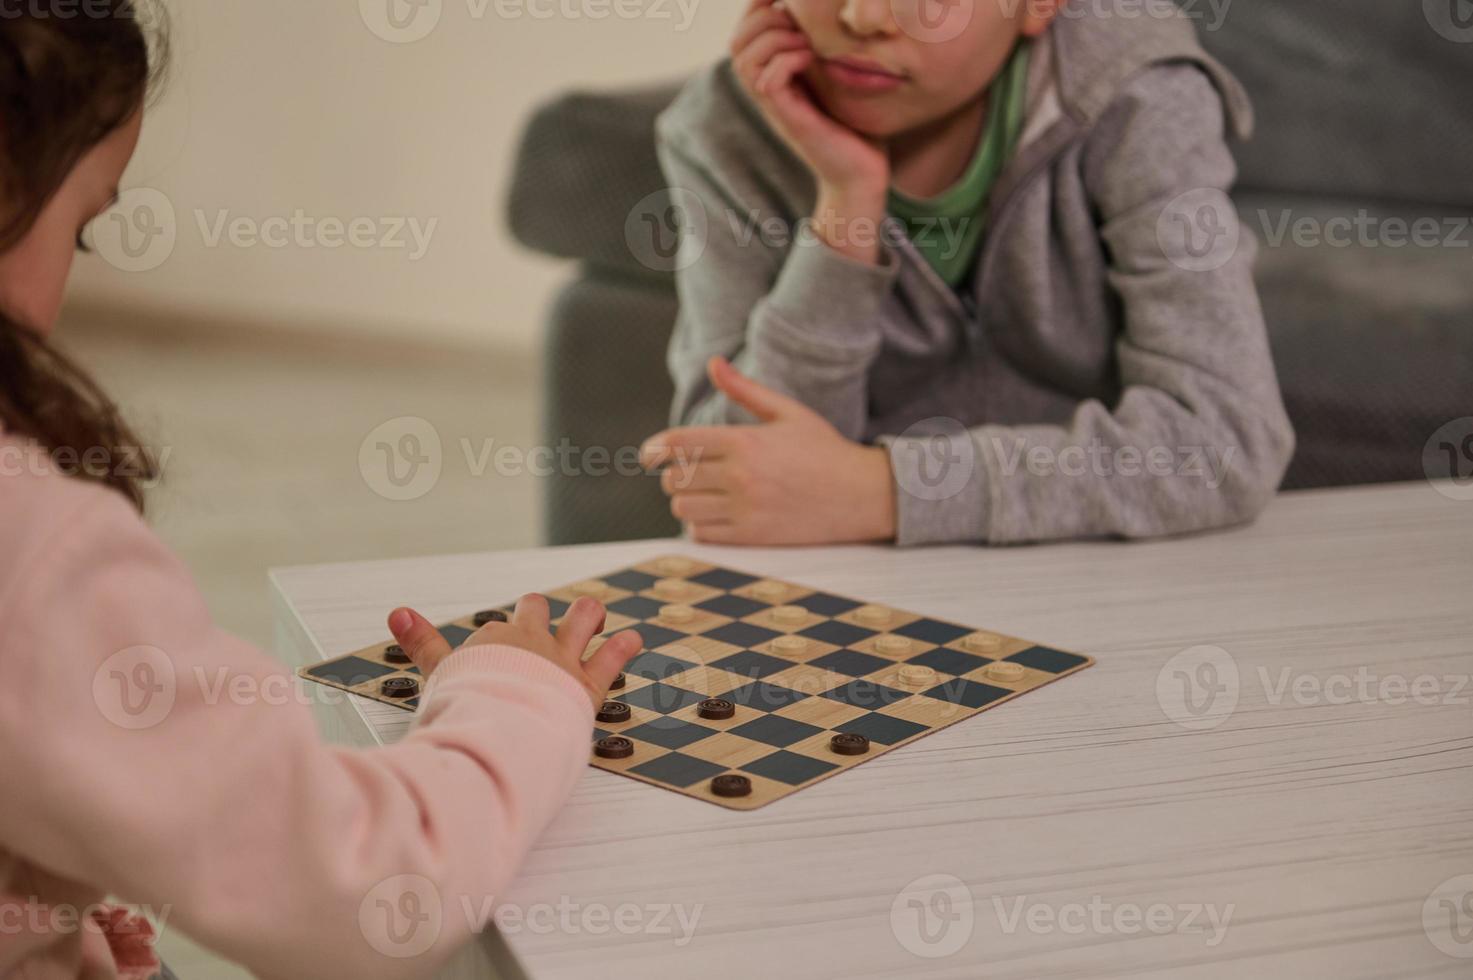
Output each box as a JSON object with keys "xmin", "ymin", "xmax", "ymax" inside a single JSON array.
[{"xmin": 656, "ymin": 5, "xmax": 1295, "ymax": 547}]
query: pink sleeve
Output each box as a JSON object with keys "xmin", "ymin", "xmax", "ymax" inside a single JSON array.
[{"xmin": 0, "ymin": 488, "xmax": 595, "ymax": 979}]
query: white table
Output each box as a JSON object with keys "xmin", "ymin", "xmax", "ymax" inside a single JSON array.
[{"xmin": 271, "ymin": 482, "xmax": 1473, "ymax": 979}]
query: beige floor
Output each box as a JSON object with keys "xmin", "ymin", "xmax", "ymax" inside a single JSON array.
[{"xmin": 60, "ymin": 313, "xmax": 545, "ymax": 978}]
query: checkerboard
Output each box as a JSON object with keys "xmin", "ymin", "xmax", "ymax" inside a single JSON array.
[{"xmin": 298, "ymin": 556, "xmax": 1094, "ymax": 810}]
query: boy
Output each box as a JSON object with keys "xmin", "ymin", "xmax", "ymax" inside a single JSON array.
[{"xmin": 640, "ymin": 0, "xmax": 1294, "ymax": 547}]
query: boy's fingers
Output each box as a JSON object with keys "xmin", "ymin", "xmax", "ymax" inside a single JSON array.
[
  {"xmin": 755, "ymin": 48, "xmax": 813, "ymax": 97},
  {"xmin": 388, "ymin": 607, "xmax": 455, "ymax": 673},
  {"xmin": 661, "ymin": 460, "xmax": 727, "ymax": 495},
  {"xmin": 555, "ymin": 596, "xmax": 607, "ymax": 653},
  {"xmin": 689, "ymin": 521, "xmax": 744, "ymax": 546},
  {"xmin": 641, "ymin": 428, "xmax": 730, "ymax": 469},
  {"xmin": 707, "ymin": 356, "xmax": 807, "ymax": 423},
  {"xmin": 671, "ymin": 492, "xmax": 732, "ymax": 524},
  {"xmin": 731, "ymin": 5, "xmax": 797, "ymax": 55},
  {"xmin": 512, "ymin": 592, "xmax": 552, "ymax": 635},
  {"xmin": 583, "ymin": 630, "xmax": 645, "ymax": 697},
  {"xmin": 734, "ymin": 28, "xmax": 808, "ymax": 84}
]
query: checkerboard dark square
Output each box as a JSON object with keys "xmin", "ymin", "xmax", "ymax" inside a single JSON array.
[
  {"xmin": 800, "ymin": 620, "xmax": 877, "ymax": 648},
  {"xmin": 625, "ymin": 720, "xmax": 720, "ymax": 750},
  {"xmin": 616, "ymin": 683, "xmax": 706, "ymax": 715},
  {"xmin": 921, "ymin": 678, "xmax": 1011, "ymax": 709},
  {"xmin": 308, "ymin": 656, "xmax": 395, "ymax": 687},
  {"xmin": 593, "ymin": 728, "xmax": 610, "ymax": 741},
  {"xmin": 605, "ymin": 569, "xmax": 658, "ymax": 592},
  {"xmin": 811, "ymin": 649, "xmax": 891, "ymax": 677},
  {"xmin": 628, "ymin": 622, "xmax": 688, "ymax": 650},
  {"xmin": 696, "ymin": 593, "xmax": 770, "ymax": 620},
  {"xmin": 835, "ymin": 711, "xmax": 929, "ymax": 745},
  {"xmin": 629, "ymin": 752, "xmax": 726, "ymax": 788},
  {"xmin": 794, "ymin": 592, "xmax": 863, "ymax": 617},
  {"xmin": 702, "ymin": 621, "xmax": 782, "ymax": 650},
  {"xmin": 821, "ymin": 679, "xmax": 911, "ymax": 709},
  {"xmin": 711, "ymin": 649, "xmax": 793, "ymax": 681},
  {"xmin": 625, "ymin": 649, "xmax": 699, "ymax": 682},
  {"xmin": 908, "ymin": 647, "xmax": 990, "ymax": 677},
  {"xmin": 894, "ymin": 618, "xmax": 971, "ymax": 646},
  {"xmin": 404, "ymin": 697, "xmax": 420, "ymax": 709},
  {"xmin": 608, "ymin": 595, "xmax": 666, "ymax": 621},
  {"xmin": 691, "ymin": 568, "xmax": 759, "ymax": 590},
  {"xmin": 741, "ymin": 750, "xmax": 838, "ymax": 786},
  {"xmin": 721, "ymin": 681, "xmax": 809, "ymax": 712},
  {"xmin": 1007, "ymin": 646, "xmax": 1090, "ymax": 674},
  {"xmin": 438, "ymin": 625, "xmax": 474, "ymax": 647},
  {"xmin": 730, "ymin": 714, "xmax": 825, "ymax": 748}
]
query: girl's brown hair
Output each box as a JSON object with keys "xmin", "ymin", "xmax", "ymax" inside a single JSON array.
[{"xmin": 0, "ymin": 1, "xmax": 167, "ymax": 511}]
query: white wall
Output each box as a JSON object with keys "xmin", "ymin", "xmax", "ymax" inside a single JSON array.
[{"xmin": 70, "ymin": 0, "xmax": 742, "ymax": 351}]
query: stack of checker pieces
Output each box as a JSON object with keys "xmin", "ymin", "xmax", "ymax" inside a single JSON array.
[{"xmin": 298, "ymin": 556, "xmax": 1093, "ymax": 810}]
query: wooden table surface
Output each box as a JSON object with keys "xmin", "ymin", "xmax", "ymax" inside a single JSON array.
[{"xmin": 271, "ymin": 482, "xmax": 1473, "ymax": 979}]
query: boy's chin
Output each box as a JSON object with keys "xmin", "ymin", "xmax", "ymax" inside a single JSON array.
[{"xmin": 818, "ymin": 99, "xmax": 914, "ymax": 142}]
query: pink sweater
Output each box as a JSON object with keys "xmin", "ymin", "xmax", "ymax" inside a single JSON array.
[{"xmin": 0, "ymin": 434, "xmax": 596, "ymax": 979}]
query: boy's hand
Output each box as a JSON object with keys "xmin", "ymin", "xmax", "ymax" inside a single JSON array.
[
  {"xmin": 732, "ymin": 0, "xmax": 890, "ymax": 263},
  {"xmin": 387, "ymin": 595, "xmax": 643, "ymax": 709},
  {"xmin": 642, "ymin": 357, "xmax": 898, "ymax": 546}
]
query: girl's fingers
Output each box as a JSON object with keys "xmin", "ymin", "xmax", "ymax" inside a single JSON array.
[
  {"xmin": 582, "ymin": 630, "xmax": 645, "ymax": 697},
  {"xmin": 388, "ymin": 607, "xmax": 456, "ymax": 675},
  {"xmin": 671, "ymin": 491, "xmax": 733, "ymax": 524},
  {"xmin": 511, "ymin": 592, "xmax": 552, "ymax": 636},
  {"xmin": 734, "ymin": 29, "xmax": 810, "ymax": 88},
  {"xmin": 555, "ymin": 596, "xmax": 607, "ymax": 655}
]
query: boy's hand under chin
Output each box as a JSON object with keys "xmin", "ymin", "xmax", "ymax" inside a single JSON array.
[
  {"xmin": 732, "ymin": 0, "xmax": 889, "ymax": 265},
  {"xmin": 643, "ymin": 357, "xmax": 898, "ymax": 546}
]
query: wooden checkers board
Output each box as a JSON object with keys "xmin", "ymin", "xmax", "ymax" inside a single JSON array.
[{"xmin": 298, "ymin": 556, "xmax": 1094, "ymax": 810}]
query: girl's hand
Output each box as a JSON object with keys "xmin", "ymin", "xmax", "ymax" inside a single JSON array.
[
  {"xmin": 387, "ymin": 595, "xmax": 643, "ymax": 709},
  {"xmin": 642, "ymin": 357, "xmax": 898, "ymax": 546},
  {"xmin": 731, "ymin": 0, "xmax": 889, "ymax": 202}
]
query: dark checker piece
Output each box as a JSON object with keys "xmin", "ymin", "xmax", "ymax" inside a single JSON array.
[
  {"xmin": 605, "ymin": 569, "xmax": 659, "ymax": 592},
  {"xmin": 383, "ymin": 644, "xmax": 410, "ymax": 664},
  {"xmin": 701, "ymin": 621, "xmax": 782, "ymax": 650},
  {"xmin": 595, "ymin": 736, "xmax": 634, "ymax": 759},
  {"xmin": 690, "ymin": 568, "xmax": 759, "ymax": 591},
  {"xmin": 836, "ymin": 711, "xmax": 930, "ymax": 746},
  {"xmin": 729, "ymin": 714, "xmax": 824, "ymax": 748},
  {"xmin": 698, "ymin": 698, "xmax": 736, "ymax": 720},
  {"xmin": 810, "ymin": 649, "xmax": 891, "ymax": 678},
  {"xmin": 438, "ymin": 625, "xmax": 475, "ymax": 647},
  {"xmin": 616, "ymin": 683, "xmax": 706, "ymax": 715},
  {"xmin": 800, "ymin": 620, "xmax": 877, "ymax": 648},
  {"xmin": 596, "ymin": 701, "xmax": 632, "ymax": 724},
  {"xmin": 625, "ymin": 721, "xmax": 718, "ymax": 750},
  {"xmin": 608, "ymin": 595, "xmax": 666, "ymax": 621},
  {"xmin": 908, "ymin": 646, "xmax": 991, "ymax": 677},
  {"xmin": 894, "ymin": 618, "xmax": 972, "ymax": 646},
  {"xmin": 610, "ymin": 673, "xmax": 627, "ymax": 690},
  {"xmin": 922, "ymin": 678, "xmax": 1012, "ymax": 710},
  {"xmin": 711, "ymin": 774, "xmax": 752, "ymax": 798},
  {"xmin": 381, "ymin": 677, "xmax": 419, "ymax": 699},
  {"xmin": 722, "ymin": 681, "xmax": 810, "ymax": 713},
  {"xmin": 624, "ymin": 650, "xmax": 699, "ymax": 682},
  {"xmin": 741, "ymin": 750, "xmax": 838, "ymax": 786},
  {"xmin": 695, "ymin": 593, "xmax": 770, "ymax": 620},
  {"xmin": 830, "ymin": 732, "xmax": 870, "ymax": 755},
  {"xmin": 307, "ymin": 656, "xmax": 395, "ymax": 688},
  {"xmin": 821, "ymin": 679, "xmax": 911, "ymax": 710},
  {"xmin": 630, "ymin": 752, "xmax": 726, "ymax": 788},
  {"xmin": 794, "ymin": 592, "xmax": 862, "ymax": 617},
  {"xmin": 1007, "ymin": 646, "xmax": 1091, "ymax": 674},
  {"xmin": 710, "ymin": 650, "xmax": 792, "ymax": 682},
  {"xmin": 473, "ymin": 609, "xmax": 509, "ymax": 627}
]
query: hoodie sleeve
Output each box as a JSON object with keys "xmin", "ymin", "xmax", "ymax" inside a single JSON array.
[
  {"xmin": 0, "ymin": 484, "xmax": 594, "ymax": 980},
  {"xmin": 883, "ymin": 64, "xmax": 1295, "ymax": 545}
]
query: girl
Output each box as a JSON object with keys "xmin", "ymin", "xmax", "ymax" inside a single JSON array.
[{"xmin": 0, "ymin": 6, "xmax": 641, "ymax": 978}]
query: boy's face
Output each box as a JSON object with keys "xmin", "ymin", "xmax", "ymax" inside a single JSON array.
[{"xmin": 785, "ymin": 0, "xmax": 1059, "ymax": 138}]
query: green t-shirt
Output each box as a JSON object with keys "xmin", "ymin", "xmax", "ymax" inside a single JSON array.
[{"xmin": 887, "ymin": 43, "xmax": 1032, "ymax": 287}]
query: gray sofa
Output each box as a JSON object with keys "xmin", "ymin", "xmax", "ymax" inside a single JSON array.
[{"xmin": 508, "ymin": 2, "xmax": 1473, "ymax": 546}]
